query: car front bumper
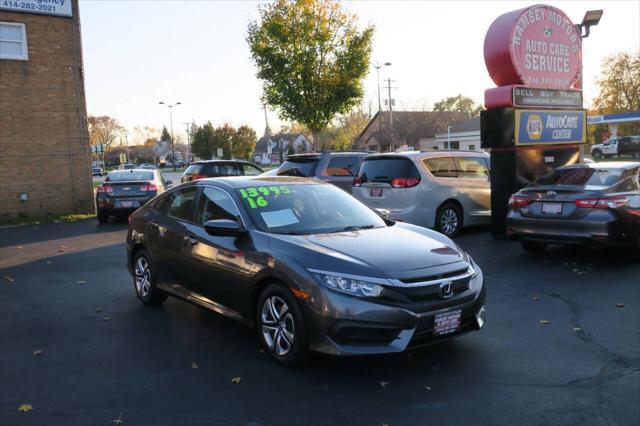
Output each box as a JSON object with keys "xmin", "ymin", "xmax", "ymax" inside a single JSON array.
[{"xmin": 303, "ymin": 270, "xmax": 486, "ymax": 356}]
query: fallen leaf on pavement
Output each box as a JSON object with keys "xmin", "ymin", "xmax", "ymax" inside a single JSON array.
[
  {"xmin": 17, "ymin": 246, "xmax": 23, "ymax": 249},
  {"xmin": 616, "ymin": 303, "xmax": 624, "ymax": 308},
  {"xmin": 103, "ymin": 317, "xmax": 111, "ymax": 321},
  {"xmin": 573, "ymin": 327, "xmax": 582, "ymax": 331},
  {"xmin": 532, "ymin": 297, "xmax": 539, "ymax": 302},
  {"xmin": 77, "ymin": 280, "xmax": 86, "ymax": 285},
  {"xmin": 46, "ymin": 261, "xmax": 52, "ymax": 264},
  {"xmin": 4, "ymin": 276, "xmax": 15, "ymax": 283},
  {"xmin": 192, "ymin": 362, "xmax": 199, "ymax": 369},
  {"xmin": 424, "ymin": 386, "xmax": 432, "ymax": 391},
  {"xmin": 113, "ymin": 413, "xmax": 123, "ymax": 424},
  {"xmin": 231, "ymin": 377, "xmax": 242, "ymax": 384},
  {"xmin": 95, "ymin": 308, "xmax": 102, "ymax": 313},
  {"xmin": 379, "ymin": 381, "xmax": 390, "ymax": 389},
  {"xmin": 32, "ymin": 350, "xmax": 43, "ymax": 356},
  {"xmin": 18, "ymin": 404, "xmax": 32, "ymax": 413},
  {"xmin": 539, "ymin": 320, "xmax": 550, "ymax": 325}
]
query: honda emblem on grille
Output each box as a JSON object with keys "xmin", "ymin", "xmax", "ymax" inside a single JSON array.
[{"xmin": 439, "ymin": 281, "xmax": 454, "ymax": 299}]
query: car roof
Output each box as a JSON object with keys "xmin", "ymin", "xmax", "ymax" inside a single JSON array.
[
  {"xmin": 108, "ymin": 169, "xmax": 157, "ymax": 174},
  {"xmin": 286, "ymin": 151, "xmax": 374, "ymax": 159},
  {"xmin": 558, "ymin": 161, "xmax": 639, "ymax": 171},
  {"xmin": 194, "ymin": 175, "xmax": 325, "ymax": 189},
  {"xmin": 363, "ymin": 150, "xmax": 489, "ymax": 159},
  {"xmin": 191, "ymin": 159, "xmax": 256, "ymax": 165}
]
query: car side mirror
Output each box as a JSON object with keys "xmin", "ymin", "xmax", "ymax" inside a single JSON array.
[
  {"xmin": 204, "ymin": 219, "xmax": 245, "ymax": 237},
  {"xmin": 374, "ymin": 208, "xmax": 390, "ymax": 219}
]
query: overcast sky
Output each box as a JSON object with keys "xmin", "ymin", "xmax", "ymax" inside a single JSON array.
[{"xmin": 79, "ymin": 0, "xmax": 639, "ymax": 143}]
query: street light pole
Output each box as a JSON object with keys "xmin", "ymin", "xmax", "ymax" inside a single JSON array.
[
  {"xmin": 373, "ymin": 61, "xmax": 391, "ymax": 151},
  {"xmin": 447, "ymin": 125, "xmax": 451, "ymax": 149},
  {"xmin": 183, "ymin": 122, "xmax": 191, "ymax": 164},
  {"xmin": 159, "ymin": 101, "xmax": 181, "ymax": 171}
]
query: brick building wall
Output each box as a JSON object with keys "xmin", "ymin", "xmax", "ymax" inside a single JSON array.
[{"xmin": 0, "ymin": 1, "xmax": 93, "ymax": 219}]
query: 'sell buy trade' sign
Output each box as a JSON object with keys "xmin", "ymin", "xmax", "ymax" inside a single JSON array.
[{"xmin": 484, "ymin": 5, "xmax": 582, "ymax": 90}]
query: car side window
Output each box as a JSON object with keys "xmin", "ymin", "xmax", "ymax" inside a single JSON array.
[
  {"xmin": 327, "ymin": 156, "xmax": 359, "ymax": 177},
  {"xmin": 155, "ymin": 187, "xmax": 197, "ymax": 221},
  {"xmin": 423, "ymin": 157, "xmax": 457, "ymax": 178},
  {"xmin": 455, "ymin": 157, "xmax": 490, "ymax": 179},
  {"xmin": 614, "ymin": 168, "xmax": 640, "ymax": 192},
  {"xmin": 196, "ymin": 187, "xmax": 240, "ymax": 225}
]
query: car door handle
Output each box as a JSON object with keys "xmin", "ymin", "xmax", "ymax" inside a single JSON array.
[
  {"xmin": 149, "ymin": 221, "xmax": 159, "ymax": 229},
  {"xmin": 184, "ymin": 235, "xmax": 198, "ymax": 245}
]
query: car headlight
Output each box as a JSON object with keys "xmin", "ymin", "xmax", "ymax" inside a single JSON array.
[{"xmin": 309, "ymin": 270, "xmax": 385, "ymax": 298}]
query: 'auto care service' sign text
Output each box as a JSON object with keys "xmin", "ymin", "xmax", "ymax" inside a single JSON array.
[
  {"xmin": 484, "ymin": 4, "xmax": 582, "ymax": 90},
  {"xmin": 0, "ymin": 0, "xmax": 72, "ymax": 18}
]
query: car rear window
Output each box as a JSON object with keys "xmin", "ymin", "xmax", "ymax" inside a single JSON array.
[
  {"xmin": 357, "ymin": 157, "xmax": 420, "ymax": 183},
  {"xmin": 536, "ymin": 168, "xmax": 624, "ymax": 186},
  {"xmin": 106, "ymin": 171, "xmax": 154, "ymax": 181},
  {"xmin": 327, "ymin": 156, "xmax": 359, "ymax": 176},
  {"xmin": 277, "ymin": 158, "xmax": 319, "ymax": 177}
]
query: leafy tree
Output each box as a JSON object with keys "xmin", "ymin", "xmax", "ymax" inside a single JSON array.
[
  {"xmin": 191, "ymin": 122, "xmax": 216, "ymax": 160},
  {"xmin": 591, "ymin": 51, "xmax": 640, "ymax": 137},
  {"xmin": 232, "ymin": 125, "xmax": 258, "ymax": 160},
  {"xmin": 247, "ymin": 0, "xmax": 374, "ymax": 143},
  {"xmin": 213, "ymin": 124, "xmax": 236, "ymax": 159},
  {"xmin": 160, "ymin": 125, "xmax": 172, "ymax": 142},
  {"xmin": 88, "ymin": 115, "xmax": 124, "ymax": 151},
  {"xmin": 332, "ymin": 110, "xmax": 370, "ymax": 150},
  {"xmin": 433, "ymin": 95, "xmax": 483, "ymax": 119}
]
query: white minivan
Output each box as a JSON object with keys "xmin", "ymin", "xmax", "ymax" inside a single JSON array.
[{"xmin": 352, "ymin": 151, "xmax": 491, "ymax": 237}]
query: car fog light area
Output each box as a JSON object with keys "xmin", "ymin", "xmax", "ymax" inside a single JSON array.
[{"xmin": 316, "ymin": 273, "xmax": 384, "ymax": 297}]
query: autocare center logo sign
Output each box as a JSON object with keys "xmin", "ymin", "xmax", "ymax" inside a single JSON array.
[{"xmin": 516, "ymin": 110, "xmax": 585, "ymax": 145}]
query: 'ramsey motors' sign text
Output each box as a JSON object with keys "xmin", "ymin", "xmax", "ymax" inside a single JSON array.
[
  {"xmin": 0, "ymin": 0, "xmax": 72, "ymax": 17},
  {"xmin": 513, "ymin": 86, "xmax": 582, "ymax": 108},
  {"xmin": 515, "ymin": 109, "xmax": 585, "ymax": 145},
  {"xmin": 484, "ymin": 5, "xmax": 582, "ymax": 90}
]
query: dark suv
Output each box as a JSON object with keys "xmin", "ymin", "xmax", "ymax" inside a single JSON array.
[
  {"xmin": 181, "ymin": 160, "xmax": 264, "ymax": 183},
  {"xmin": 269, "ymin": 151, "xmax": 373, "ymax": 191}
]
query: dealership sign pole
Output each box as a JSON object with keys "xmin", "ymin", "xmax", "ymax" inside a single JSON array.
[{"xmin": 480, "ymin": 4, "xmax": 587, "ymax": 237}]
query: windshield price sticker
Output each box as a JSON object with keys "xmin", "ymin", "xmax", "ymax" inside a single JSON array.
[{"xmin": 239, "ymin": 186, "xmax": 292, "ymax": 209}]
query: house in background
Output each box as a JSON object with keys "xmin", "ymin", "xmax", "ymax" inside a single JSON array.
[
  {"xmin": 355, "ymin": 111, "xmax": 469, "ymax": 152},
  {"xmin": 425, "ymin": 117, "xmax": 482, "ymax": 151},
  {"xmin": 253, "ymin": 133, "xmax": 313, "ymax": 165}
]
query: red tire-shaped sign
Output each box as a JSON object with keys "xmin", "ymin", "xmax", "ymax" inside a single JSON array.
[{"xmin": 484, "ymin": 4, "xmax": 582, "ymax": 90}]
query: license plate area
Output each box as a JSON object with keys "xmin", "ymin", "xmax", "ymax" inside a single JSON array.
[
  {"xmin": 370, "ymin": 188, "xmax": 383, "ymax": 197},
  {"xmin": 433, "ymin": 309, "xmax": 462, "ymax": 336},
  {"xmin": 117, "ymin": 200, "xmax": 136, "ymax": 208},
  {"xmin": 542, "ymin": 202, "xmax": 562, "ymax": 214}
]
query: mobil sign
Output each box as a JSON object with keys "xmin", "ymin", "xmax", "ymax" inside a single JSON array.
[{"xmin": 484, "ymin": 4, "xmax": 582, "ymax": 92}]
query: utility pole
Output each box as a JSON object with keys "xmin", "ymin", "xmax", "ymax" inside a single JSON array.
[
  {"xmin": 373, "ymin": 61, "xmax": 391, "ymax": 151},
  {"xmin": 159, "ymin": 101, "xmax": 181, "ymax": 171},
  {"xmin": 183, "ymin": 122, "xmax": 191, "ymax": 164},
  {"xmin": 262, "ymin": 102, "xmax": 271, "ymax": 136},
  {"xmin": 125, "ymin": 132, "xmax": 129, "ymax": 163},
  {"xmin": 383, "ymin": 77, "xmax": 398, "ymax": 151}
]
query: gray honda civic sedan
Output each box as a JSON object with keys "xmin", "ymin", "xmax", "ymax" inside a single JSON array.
[{"xmin": 126, "ymin": 177, "xmax": 486, "ymax": 365}]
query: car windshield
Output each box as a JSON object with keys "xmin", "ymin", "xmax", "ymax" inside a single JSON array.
[
  {"xmin": 535, "ymin": 167, "xmax": 623, "ymax": 187},
  {"xmin": 236, "ymin": 183, "xmax": 386, "ymax": 235},
  {"xmin": 106, "ymin": 171, "xmax": 154, "ymax": 182}
]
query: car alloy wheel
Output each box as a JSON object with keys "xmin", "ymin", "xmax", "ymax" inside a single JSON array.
[
  {"xmin": 438, "ymin": 206, "xmax": 460, "ymax": 237},
  {"xmin": 134, "ymin": 256, "xmax": 151, "ymax": 298},
  {"xmin": 260, "ymin": 296, "xmax": 295, "ymax": 356}
]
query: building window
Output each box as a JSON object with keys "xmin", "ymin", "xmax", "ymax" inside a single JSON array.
[
  {"xmin": 0, "ymin": 22, "xmax": 28, "ymax": 60},
  {"xmin": 469, "ymin": 145, "xmax": 476, "ymax": 151}
]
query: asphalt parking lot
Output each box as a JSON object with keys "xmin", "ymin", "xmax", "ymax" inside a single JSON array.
[{"xmin": 1, "ymin": 220, "xmax": 638, "ymax": 426}]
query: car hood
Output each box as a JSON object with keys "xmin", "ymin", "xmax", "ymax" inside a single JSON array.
[{"xmin": 268, "ymin": 222, "xmax": 467, "ymax": 278}]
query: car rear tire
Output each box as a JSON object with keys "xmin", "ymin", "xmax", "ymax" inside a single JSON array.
[
  {"xmin": 132, "ymin": 249, "xmax": 167, "ymax": 305},
  {"xmin": 256, "ymin": 283, "xmax": 311, "ymax": 367},
  {"xmin": 97, "ymin": 210, "xmax": 109, "ymax": 224},
  {"xmin": 436, "ymin": 202, "xmax": 463, "ymax": 237},
  {"xmin": 520, "ymin": 241, "xmax": 548, "ymax": 254}
]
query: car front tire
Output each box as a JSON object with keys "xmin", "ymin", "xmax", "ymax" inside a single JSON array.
[
  {"xmin": 256, "ymin": 283, "xmax": 311, "ymax": 367},
  {"xmin": 436, "ymin": 202, "xmax": 463, "ymax": 237},
  {"xmin": 592, "ymin": 150, "xmax": 602, "ymax": 160},
  {"xmin": 132, "ymin": 249, "xmax": 167, "ymax": 305},
  {"xmin": 520, "ymin": 240, "xmax": 548, "ymax": 254}
]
